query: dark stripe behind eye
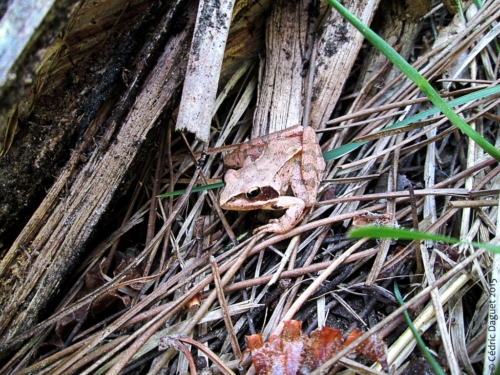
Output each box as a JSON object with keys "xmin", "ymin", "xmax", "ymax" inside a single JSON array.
[{"xmin": 260, "ymin": 186, "xmax": 280, "ymax": 200}]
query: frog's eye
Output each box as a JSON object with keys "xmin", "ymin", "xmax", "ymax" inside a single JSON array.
[{"xmin": 246, "ymin": 187, "xmax": 261, "ymax": 199}]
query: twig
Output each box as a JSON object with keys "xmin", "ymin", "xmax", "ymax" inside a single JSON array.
[
  {"xmin": 162, "ymin": 336, "xmax": 236, "ymax": 375},
  {"xmin": 211, "ymin": 256, "xmax": 242, "ymax": 359}
]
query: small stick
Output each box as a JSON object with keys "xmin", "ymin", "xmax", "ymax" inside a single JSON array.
[{"xmin": 211, "ymin": 256, "xmax": 242, "ymax": 359}]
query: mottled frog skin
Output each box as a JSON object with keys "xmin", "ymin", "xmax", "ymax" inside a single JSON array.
[{"xmin": 220, "ymin": 126, "xmax": 325, "ymax": 234}]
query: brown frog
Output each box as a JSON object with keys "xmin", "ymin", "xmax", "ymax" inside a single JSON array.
[{"xmin": 219, "ymin": 125, "xmax": 326, "ymax": 234}]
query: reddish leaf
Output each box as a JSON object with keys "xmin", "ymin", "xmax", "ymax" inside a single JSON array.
[
  {"xmin": 282, "ymin": 321, "xmax": 306, "ymax": 375},
  {"xmin": 247, "ymin": 321, "xmax": 306, "ymax": 375},
  {"xmin": 250, "ymin": 334, "xmax": 287, "ymax": 374},
  {"xmin": 300, "ymin": 326, "xmax": 343, "ymax": 374},
  {"xmin": 281, "ymin": 320, "xmax": 303, "ymax": 341},
  {"xmin": 344, "ymin": 328, "xmax": 388, "ymax": 371},
  {"xmin": 245, "ymin": 333, "xmax": 264, "ymax": 351},
  {"xmin": 247, "ymin": 321, "xmax": 388, "ymax": 374}
]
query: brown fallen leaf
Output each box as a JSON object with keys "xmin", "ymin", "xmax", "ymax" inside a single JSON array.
[{"xmin": 246, "ymin": 320, "xmax": 388, "ymax": 375}]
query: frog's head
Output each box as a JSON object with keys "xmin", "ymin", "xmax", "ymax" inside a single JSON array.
[{"xmin": 219, "ymin": 160, "xmax": 280, "ymax": 211}]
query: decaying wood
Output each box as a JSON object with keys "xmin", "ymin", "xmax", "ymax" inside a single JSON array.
[
  {"xmin": 0, "ymin": 0, "xmax": 150, "ymax": 249},
  {"xmin": 177, "ymin": 0, "xmax": 236, "ymax": 142},
  {"xmin": 309, "ymin": 0, "xmax": 381, "ymax": 130},
  {"xmin": 0, "ymin": 0, "xmax": 196, "ymax": 340},
  {"xmin": 252, "ymin": 0, "xmax": 318, "ymax": 136}
]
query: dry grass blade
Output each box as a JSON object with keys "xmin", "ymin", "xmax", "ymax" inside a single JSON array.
[
  {"xmin": 176, "ymin": 0, "xmax": 236, "ymax": 141},
  {"xmin": 211, "ymin": 256, "xmax": 242, "ymax": 359},
  {"xmin": 162, "ymin": 336, "xmax": 237, "ymax": 375}
]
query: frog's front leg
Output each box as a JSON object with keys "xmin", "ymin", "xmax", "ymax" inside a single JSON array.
[{"xmin": 253, "ymin": 196, "xmax": 306, "ymax": 234}]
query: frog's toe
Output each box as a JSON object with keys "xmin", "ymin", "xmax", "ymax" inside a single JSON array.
[
  {"xmin": 253, "ymin": 221, "xmax": 289, "ymax": 234},
  {"xmin": 252, "ymin": 225, "xmax": 272, "ymax": 235}
]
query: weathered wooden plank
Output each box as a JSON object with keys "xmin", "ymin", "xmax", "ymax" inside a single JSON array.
[
  {"xmin": 176, "ymin": 0, "xmax": 236, "ymax": 142},
  {"xmin": 309, "ymin": 0, "xmax": 380, "ymax": 129},
  {"xmin": 252, "ymin": 0, "xmax": 317, "ymax": 137}
]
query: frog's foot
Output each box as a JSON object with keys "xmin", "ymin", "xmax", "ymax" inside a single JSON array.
[
  {"xmin": 253, "ymin": 219, "xmax": 289, "ymax": 234},
  {"xmin": 252, "ymin": 200, "xmax": 306, "ymax": 234}
]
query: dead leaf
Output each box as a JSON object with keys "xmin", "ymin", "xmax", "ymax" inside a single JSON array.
[{"xmin": 246, "ymin": 321, "xmax": 388, "ymax": 374}]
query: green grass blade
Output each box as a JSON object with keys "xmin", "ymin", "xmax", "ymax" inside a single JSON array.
[
  {"xmin": 326, "ymin": 0, "xmax": 500, "ymax": 162},
  {"xmin": 385, "ymin": 85, "xmax": 500, "ymax": 131},
  {"xmin": 348, "ymin": 226, "xmax": 500, "ymax": 254},
  {"xmin": 322, "ymin": 141, "xmax": 366, "ymax": 161},
  {"xmin": 158, "ymin": 182, "xmax": 225, "ymax": 198}
]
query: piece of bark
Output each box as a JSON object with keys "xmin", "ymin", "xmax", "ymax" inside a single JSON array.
[
  {"xmin": 177, "ymin": 0, "xmax": 236, "ymax": 142},
  {"xmin": 0, "ymin": 1, "xmax": 196, "ymax": 342},
  {"xmin": 0, "ymin": 0, "xmax": 150, "ymax": 249},
  {"xmin": 252, "ymin": 0, "xmax": 318, "ymax": 137},
  {"xmin": 308, "ymin": 0, "xmax": 381, "ymax": 130}
]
